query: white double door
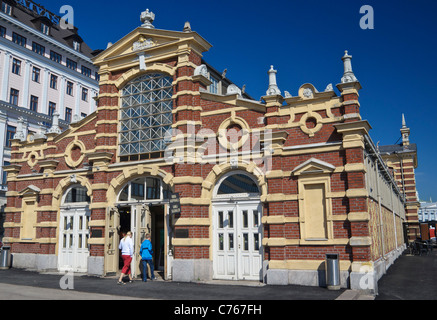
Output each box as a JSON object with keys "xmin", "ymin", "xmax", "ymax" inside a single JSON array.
[
  {"xmin": 58, "ymin": 207, "xmax": 90, "ymax": 273},
  {"xmin": 213, "ymin": 202, "xmax": 262, "ymax": 281}
]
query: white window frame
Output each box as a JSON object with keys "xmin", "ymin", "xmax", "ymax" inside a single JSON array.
[
  {"xmin": 41, "ymin": 23, "xmax": 50, "ymax": 35},
  {"xmin": 117, "ymin": 177, "xmax": 170, "ymax": 204},
  {"xmin": 212, "ymin": 170, "xmax": 261, "ymax": 201}
]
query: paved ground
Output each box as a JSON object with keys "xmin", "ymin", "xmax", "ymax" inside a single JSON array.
[
  {"xmin": 1, "ymin": 248, "xmax": 433, "ymax": 303},
  {"xmin": 376, "ymin": 248, "xmax": 437, "ymax": 300},
  {"xmin": 0, "ymin": 268, "xmax": 344, "ymax": 301}
]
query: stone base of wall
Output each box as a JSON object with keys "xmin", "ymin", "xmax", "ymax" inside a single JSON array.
[
  {"xmin": 350, "ymin": 244, "xmax": 407, "ymax": 295},
  {"xmin": 266, "ymin": 268, "xmax": 349, "ymax": 289},
  {"xmin": 12, "ymin": 253, "xmax": 57, "ymax": 271},
  {"xmin": 172, "ymin": 259, "xmax": 213, "ymax": 282},
  {"xmin": 88, "ymin": 256, "xmax": 104, "ymax": 277}
]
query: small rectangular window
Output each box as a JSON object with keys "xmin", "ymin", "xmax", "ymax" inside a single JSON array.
[
  {"xmin": 1, "ymin": 2, "xmax": 12, "ymax": 15},
  {"xmin": 9, "ymin": 88, "xmax": 19, "ymax": 105},
  {"xmin": 243, "ymin": 233, "xmax": 249, "ymax": 251},
  {"xmin": 242, "ymin": 210, "xmax": 248, "ymax": 228},
  {"xmin": 65, "ymin": 107, "xmax": 72, "ymax": 122},
  {"xmin": 2, "ymin": 160, "xmax": 10, "ymax": 186},
  {"xmin": 254, "ymin": 234, "xmax": 260, "ymax": 251},
  {"xmin": 82, "ymin": 88, "xmax": 88, "ymax": 101},
  {"xmin": 66, "ymin": 81, "xmax": 73, "ymax": 96},
  {"xmin": 5, "ymin": 125, "xmax": 16, "ymax": 147},
  {"xmin": 32, "ymin": 67, "xmax": 40, "ymax": 82},
  {"xmin": 218, "ymin": 234, "xmax": 224, "ymax": 251},
  {"xmin": 73, "ymin": 41, "xmax": 80, "ymax": 52},
  {"xmin": 32, "ymin": 42, "xmax": 45, "ymax": 56},
  {"xmin": 66, "ymin": 58, "xmax": 77, "ymax": 70},
  {"xmin": 48, "ymin": 102, "xmax": 56, "ymax": 116},
  {"xmin": 12, "ymin": 32, "xmax": 26, "ymax": 47},
  {"xmin": 81, "ymin": 66, "xmax": 91, "ymax": 77},
  {"xmin": 50, "ymin": 74, "xmax": 58, "ymax": 90},
  {"xmin": 50, "ymin": 50, "xmax": 62, "ymax": 64},
  {"xmin": 209, "ymin": 75, "xmax": 219, "ymax": 94},
  {"xmin": 30, "ymin": 95, "xmax": 38, "ymax": 112},
  {"xmin": 41, "ymin": 23, "xmax": 49, "ymax": 35},
  {"xmin": 12, "ymin": 58, "xmax": 21, "ymax": 75},
  {"xmin": 218, "ymin": 211, "xmax": 224, "ymax": 229},
  {"xmin": 0, "ymin": 26, "xmax": 6, "ymax": 38},
  {"xmin": 146, "ymin": 177, "xmax": 160, "ymax": 200},
  {"xmin": 228, "ymin": 211, "xmax": 234, "ymax": 228}
]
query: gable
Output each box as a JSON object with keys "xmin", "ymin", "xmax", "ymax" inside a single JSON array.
[
  {"xmin": 19, "ymin": 185, "xmax": 41, "ymax": 197},
  {"xmin": 292, "ymin": 158, "xmax": 336, "ymax": 176},
  {"xmin": 93, "ymin": 27, "xmax": 212, "ymax": 68}
]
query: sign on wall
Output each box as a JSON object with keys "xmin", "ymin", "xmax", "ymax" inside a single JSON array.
[{"xmin": 169, "ymin": 192, "xmax": 181, "ymax": 216}]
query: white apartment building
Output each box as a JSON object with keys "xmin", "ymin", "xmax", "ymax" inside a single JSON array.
[
  {"xmin": 419, "ymin": 201, "xmax": 437, "ymax": 223},
  {"xmin": 0, "ymin": 0, "xmax": 100, "ymax": 239}
]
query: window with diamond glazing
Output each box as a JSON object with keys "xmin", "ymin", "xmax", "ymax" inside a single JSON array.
[{"xmin": 119, "ymin": 73, "xmax": 173, "ymax": 160}]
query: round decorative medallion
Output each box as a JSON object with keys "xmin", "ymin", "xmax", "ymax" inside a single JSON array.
[
  {"xmin": 300, "ymin": 112, "xmax": 323, "ymax": 137},
  {"xmin": 64, "ymin": 140, "xmax": 86, "ymax": 168},
  {"xmin": 218, "ymin": 116, "xmax": 250, "ymax": 151}
]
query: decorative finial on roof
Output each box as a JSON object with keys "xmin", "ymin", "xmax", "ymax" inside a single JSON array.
[
  {"xmin": 266, "ymin": 65, "xmax": 281, "ymax": 96},
  {"xmin": 48, "ymin": 112, "xmax": 62, "ymax": 135},
  {"xmin": 15, "ymin": 117, "xmax": 26, "ymax": 141},
  {"xmin": 141, "ymin": 9, "xmax": 155, "ymax": 29},
  {"xmin": 183, "ymin": 21, "xmax": 191, "ymax": 32},
  {"xmin": 341, "ymin": 50, "xmax": 358, "ymax": 84},
  {"xmin": 400, "ymin": 113, "xmax": 410, "ymax": 147}
]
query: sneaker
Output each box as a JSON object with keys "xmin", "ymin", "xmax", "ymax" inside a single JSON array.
[{"xmin": 117, "ymin": 281, "xmax": 125, "ymax": 285}]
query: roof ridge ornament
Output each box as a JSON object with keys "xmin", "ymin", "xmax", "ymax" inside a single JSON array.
[
  {"xmin": 183, "ymin": 21, "xmax": 192, "ymax": 32},
  {"xmin": 401, "ymin": 113, "xmax": 410, "ymax": 147},
  {"xmin": 341, "ymin": 50, "xmax": 358, "ymax": 84},
  {"xmin": 48, "ymin": 112, "xmax": 62, "ymax": 134},
  {"xmin": 15, "ymin": 117, "xmax": 26, "ymax": 141},
  {"xmin": 266, "ymin": 65, "xmax": 281, "ymax": 96},
  {"xmin": 141, "ymin": 9, "xmax": 155, "ymax": 29}
]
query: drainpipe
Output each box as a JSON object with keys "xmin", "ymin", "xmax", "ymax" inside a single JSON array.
[
  {"xmin": 390, "ymin": 185, "xmax": 398, "ymax": 252},
  {"xmin": 374, "ymin": 157, "xmax": 386, "ymax": 264}
]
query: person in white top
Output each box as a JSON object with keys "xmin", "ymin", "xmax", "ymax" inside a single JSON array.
[{"xmin": 118, "ymin": 231, "xmax": 134, "ymax": 285}]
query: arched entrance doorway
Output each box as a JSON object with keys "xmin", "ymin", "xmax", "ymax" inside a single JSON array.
[
  {"xmin": 58, "ymin": 185, "xmax": 91, "ymax": 273},
  {"xmin": 111, "ymin": 177, "xmax": 172, "ymax": 279},
  {"xmin": 212, "ymin": 171, "xmax": 263, "ymax": 281}
]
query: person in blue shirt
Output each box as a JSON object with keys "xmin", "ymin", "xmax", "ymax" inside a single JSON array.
[{"xmin": 140, "ymin": 233, "xmax": 156, "ymax": 282}]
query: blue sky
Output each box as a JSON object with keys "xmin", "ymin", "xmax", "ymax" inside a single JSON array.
[{"xmin": 43, "ymin": 0, "xmax": 437, "ymax": 201}]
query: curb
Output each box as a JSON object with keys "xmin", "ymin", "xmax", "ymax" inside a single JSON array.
[{"xmin": 336, "ymin": 290, "xmax": 375, "ymax": 300}]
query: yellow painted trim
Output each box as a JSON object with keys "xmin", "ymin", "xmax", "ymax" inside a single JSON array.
[
  {"xmin": 269, "ymin": 259, "xmax": 351, "ymax": 271},
  {"xmin": 174, "ymin": 218, "xmax": 210, "ymax": 226},
  {"xmin": 172, "ymin": 238, "xmax": 211, "ymax": 246}
]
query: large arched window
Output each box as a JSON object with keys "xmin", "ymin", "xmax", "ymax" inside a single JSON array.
[
  {"xmin": 118, "ymin": 177, "xmax": 171, "ymax": 203},
  {"xmin": 214, "ymin": 171, "xmax": 260, "ymax": 199},
  {"xmin": 119, "ymin": 73, "xmax": 173, "ymax": 161},
  {"xmin": 63, "ymin": 185, "xmax": 91, "ymax": 204}
]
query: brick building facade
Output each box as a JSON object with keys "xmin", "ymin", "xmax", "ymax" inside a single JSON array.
[{"xmin": 3, "ymin": 10, "xmax": 411, "ymax": 293}]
